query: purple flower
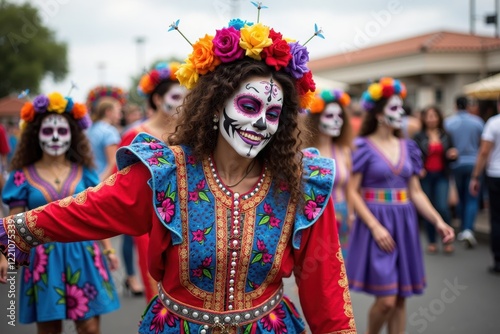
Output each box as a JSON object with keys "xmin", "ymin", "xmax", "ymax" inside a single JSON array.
[
  {"xmin": 285, "ymin": 42, "xmax": 310, "ymax": 79},
  {"xmin": 213, "ymin": 27, "xmax": 245, "ymax": 63},
  {"xmin": 157, "ymin": 68, "xmax": 171, "ymax": 80},
  {"xmin": 83, "ymin": 282, "xmax": 97, "ymax": 300},
  {"xmin": 77, "ymin": 113, "xmax": 92, "ymax": 129},
  {"xmin": 33, "ymin": 95, "xmax": 49, "ymax": 113}
]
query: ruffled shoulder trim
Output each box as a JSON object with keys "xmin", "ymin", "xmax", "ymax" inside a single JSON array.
[
  {"xmin": 116, "ymin": 133, "xmax": 183, "ymax": 245},
  {"xmin": 293, "ymin": 148, "xmax": 336, "ymax": 249},
  {"xmin": 405, "ymin": 138, "xmax": 423, "ymax": 175}
]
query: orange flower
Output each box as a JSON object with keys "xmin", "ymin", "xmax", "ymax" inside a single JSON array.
[
  {"xmin": 400, "ymin": 84, "xmax": 407, "ymax": 99},
  {"xmin": 190, "ymin": 35, "xmax": 221, "ymax": 75},
  {"xmin": 71, "ymin": 103, "xmax": 87, "ymax": 119},
  {"xmin": 139, "ymin": 75, "xmax": 155, "ymax": 94},
  {"xmin": 169, "ymin": 62, "xmax": 180, "ymax": 81},
  {"xmin": 339, "ymin": 93, "xmax": 351, "ymax": 107},
  {"xmin": 300, "ymin": 91, "xmax": 316, "ymax": 110},
  {"xmin": 20, "ymin": 102, "xmax": 35, "ymax": 122},
  {"xmin": 309, "ymin": 94, "xmax": 325, "ymax": 113},
  {"xmin": 379, "ymin": 77, "xmax": 394, "ymax": 87}
]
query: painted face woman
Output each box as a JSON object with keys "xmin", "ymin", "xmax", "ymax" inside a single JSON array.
[
  {"xmin": 1, "ymin": 93, "xmax": 119, "ymax": 334},
  {"xmin": 346, "ymin": 78, "xmax": 455, "ymax": 334},
  {"xmin": 1, "ymin": 16, "xmax": 356, "ymax": 333},
  {"xmin": 305, "ymin": 89, "xmax": 353, "ymax": 258}
]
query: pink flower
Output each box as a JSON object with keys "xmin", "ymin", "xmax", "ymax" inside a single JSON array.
[
  {"xmin": 316, "ymin": 194, "xmax": 326, "ymax": 204},
  {"xmin": 156, "ymin": 191, "xmax": 165, "ymax": 202},
  {"xmin": 320, "ymin": 168, "xmax": 332, "ymax": 175},
  {"xmin": 213, "ymin": 26, "xmax": 245, "ymax": 62},
  {"xmin": 278, "ymin": 182, "xmax": 289, "ymax": 192},
  {"xmin": 191, "ymin": 229, "xmax": 205, "ymax": 243},
  {"xmin": 159, "ymin": 198, "xmax": 175, "ymax": 223},
  {"xmin": 147, "ymin": 157, "xmax": 159, "ymax": 166},
  {"xmin": 262, "ymin": 253, "xmax": 273, "ymax": 264},
  {"xmin": 93, "ymin": 243, "xmax": 109, "ymax": 281},
  {"xmin": 149, "ymin": 143, "xmax": 163, "ymax": 150},
  {"xmin": 150, "ymin": 300, "xmax": 179, "ymax": 333},
  {"xmin": 66, "ymin": 284, "xmax": 89, "ymax": 320},
  {"xmin": 309, "ymin": 165, "xmax": 319, "ymax": 171},
  {"xmin": 13, "ymin": 171, "xmax": 26, "ymax": 187},
  {"xmin": 23, "ymin": 268, "xmax": 32, "ymax": 283},
  {"xmin": 260, "ymin": 304, "xmax": 287, "ymax": 334},
  {"xmin": 153, "ymin": 151, "xmax": 163, "ymax": 157},
  {"xmin": 187, "ymin": 155, "xmax": 196, "ymax": 165},
  {"xmin": 202, "ymin": 256, "xmax": 212, "ymax": 267},
  {"xmin": 32, "ymin": 246, "xmax": 48, "ymax": 283},
  {"xmin": 303, "ymin": 150, "xmax": 315, "ymax": 158},
  {"xmin": 188, "ymin": 191, "xmax": 199, "ymax": 202},
  {"xmin": 270, "ymin": 216, "xmax": 281, "ymax": 228},
  {"xmin": 191, "ymin": 268, "xmax": 203, "ymax": 278},
  {"xmin": 263, "ymin": 203, "xmax": 273, "ymax": 215},
  {"xmin": 257, "ymin": 239, "xmax": 267, "ymax": 252},
  {"xmin": 304, "ymin": 200, "xmax": 321, "ymax": 220},
  {"xmin": 196, "ymin": 180, "xmax": 206, "ymax": 190}
]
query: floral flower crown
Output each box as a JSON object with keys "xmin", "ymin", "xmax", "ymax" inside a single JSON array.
[
  {"xmin": 86, "ymin": 85, "xmax": 127, "ymax": 110},
  {"xmin": 169, "ymin": 3, "xmax": 324, "ymax": 110},
  {"xmin": 138, "ymin": 62, "xmax": 180, "ymax": 96},
  {"xmin": 360, "ymin": 77, "xmax": 407, "ymax": 112},
  {"xmin": 309, "ymin": 89, "xmax": 351, "ymax": 114},
  {"xmin": 19, "ymin": 92, "xmax": 91, "ymax": 130}
]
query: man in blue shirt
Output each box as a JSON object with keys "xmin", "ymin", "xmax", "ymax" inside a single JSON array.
[{"xmin": 444, "ymin": 96, "xmax": 484, "ymax": 248}]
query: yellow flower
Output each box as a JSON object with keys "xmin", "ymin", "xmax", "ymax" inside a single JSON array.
[
  {"xmin": 19, "ymin": 119, "xmax": 27, "ymax": 131},
  {"xmin": 47, "ymin": 92, "xmax": 68, "ymax": 113},
  {"xmin": 239, "ymin": 23, "xmax": 272, "ymax": 60},
  {"xmin": 169, "ymin": 62, "xmax": 181, "ymax": 81},
  {"xmin": 190, "ymin": 35, "xmax": 221, "ymax": 75},
  {"xmin": 175, "ymin": 60, "xmax": 199, "ymax": 90},
  {"xmin": 368, "ymin": 83, "xmax": 383, "ymax": 100}
]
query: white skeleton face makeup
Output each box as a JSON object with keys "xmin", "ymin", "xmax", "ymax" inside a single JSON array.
[
  {"xmin": 220, "ymin": 76, "xmax": 283, "ymax": 158},
  {"xmin": 383, "ymin": 95, "xmax": 404, "ymax": 129},
  {"xmin": 39, "ymin": 114, "xmax": 71, "ymax": 156},
  {"xmin": 319, "ymin": 102, "xmax": 343, "ymax": 137},
  {"xmin": 163, "ymin": 84, "xmax": 187, "ymax": 115}
]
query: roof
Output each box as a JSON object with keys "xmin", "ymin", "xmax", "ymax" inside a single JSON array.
[
  {"xmin": 0, "ymin": 96, "xmax": 24, "ymax": 117},
  {"xmin": 309, "ymin": 31, "xmax": 500, "ymax": 71}
]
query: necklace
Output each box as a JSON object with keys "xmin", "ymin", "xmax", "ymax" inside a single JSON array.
[{"xmin": 226, "ymin": 159, "xmax": 257, "ymax": 188}]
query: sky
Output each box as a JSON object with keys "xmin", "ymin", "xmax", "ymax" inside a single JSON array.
[{"xmin": 9, "ymin": 0, "xmax": 500, "ymax": 102}]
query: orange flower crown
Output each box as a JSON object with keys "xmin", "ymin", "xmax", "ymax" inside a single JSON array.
[
  {"xmin": 19, "ymin": 92, "xmax": 91, "ymax": 130},
  {"xmin": 309, "ymin": 89, "xmax": 351, "ymax": 114},
  {"xmin": 137, "ymin": 62, "xmax": 180, "ymax": 96},
  {"xmin": 168, "ymin": 2, "xmax": 324, "ymax": 110}
]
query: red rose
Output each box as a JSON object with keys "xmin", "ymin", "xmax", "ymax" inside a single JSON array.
[
  {"xmin": 382, "ymin": 85, "xmax": 395, "ymax": 98},
  {"xmin": 261, "ymin": 38, "xmax": 292, "ymax": 71},
  {"xmin": 268, "ymin": 28, "xmax": 283, "ymax": 42},
  {"xmin": 149, "ymin": 70, "xmax": 160, "ymax": 85},
  {"xmin": 296, "ymin": 71, "xmax": 316, "ymax": 95}
]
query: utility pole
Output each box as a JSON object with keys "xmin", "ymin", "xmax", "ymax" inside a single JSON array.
[
  {"xmin": 135, "ymin": 36, "xmax": 146, "ymax": 72},
  {"xmin": 470, "ymin": 0, "xmax": 476, "ymax": 35}
]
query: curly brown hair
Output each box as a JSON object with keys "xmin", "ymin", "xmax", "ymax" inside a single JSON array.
[
  {"xmin": 169, "ymin": 58, "xmax": 304, "ymax": 201},
  {"xmin": 359, "ymin": 97, "xmax": 403, "ymax": 138},
  {"xmin": 304, "ymin": 103, "xmax": 354, "ymax": 148},
  {"xmin": 10, "ymin": 113, "xmax": 95, "ymax": 170}
]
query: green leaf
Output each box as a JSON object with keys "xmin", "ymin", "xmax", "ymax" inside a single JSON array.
[
  {"xmin": 45, "ymin": 244, "xmax": 54, "ymax": 253},
  {"xmin": 158, "ymin": 157, "xmax": 169, "ymax": 165},
  {"xmin": 57, "ymin": 296, "xmax": 66, "ymax": 305},
  {"xmin": 26, "ymin": 287, "xmax": 34, "ymax": 296},
  {"xmin": 55, "ymin": 287, "xmax": 65, "ymax": 297},
  {"xmin": 86, "ymin": 246, "xmax": 94, "ymax": 256},
  {"xmin": 258, "ymin": 215, "xmax": 270, "ymax": 225},
  {"xmin": 168, "ymin": 192, "xmax": 176, "ymax": 201},
  {"xmin": 41, "ymin": 273, "xmax": 48, "ymax": 285},
  {"xmin": 304, "ymin": 194, "xmax": 312, "ymax": 201},
  {"xmin": 204, "ymin": 226, "xmax": 213, "ymax": 235},
  {"xmin": 251, "ymin": 253, "xmax": 263, "ymax": 264},
  {"xmin": 183, "ymin": 319, "xmax": 190, "ymax": 334},
  {"xmin": 202, "ymin": 269, "xmax": 212, "ymax": 280},
  {"xmin": 66, "ymin": 267, "xmax": 72, "ymax": 283},
  {"xmin": 243, "ymin": 324, "xmax": 253, "ymax": 334},
  {"xmin": 69, "ymin": 270, "xmax": 81, "ymax": 285},
  {"xmin": 311, "ymin": 188, "xmax": 316, "ymax": 201},
  {"xmin": 198, "ymin": 191, "xmax": 210, "ymax": 203},
  {"xmin": 310, "ymin": 170, "xmax": 320, "ymax": 177}
]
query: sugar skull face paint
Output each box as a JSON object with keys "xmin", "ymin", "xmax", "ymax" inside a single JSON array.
[
  {"xmin": 319, "ymin": 102, "xmax": 343, "ymax": 137},
  {"xmin": 383, "ymin": 95, "xmax": 404, "ymax": 129},
  {"xmin": 220, "ymin": 76, "xmax": 283, "ymax": 158},
  {"xmin": 162, "ymin": 84, "xmax": 187, "ymax": 115},
  {"xmin": 39, "ymin": 114, "xmax": 71, "ymax": 156}
]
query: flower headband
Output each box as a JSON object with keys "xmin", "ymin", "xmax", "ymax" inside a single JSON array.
[
  {"xmin": 360, "ymin": 77, "xmax": 407, "ymax": 112},
  {"xmin": 86, "ymin": 85, "xmax": 127, "ymax": 110},
  {"xmin": 19, "ymin": 92, "xmax": 91, "ymax": 130},
  {"xmin": 138, "ymin": 62, "xmax": 180, "ymax": 96},
  {"xmin": 309, "ymin": 89, "xmax": 351, "ymax": 114},
  {"xmin": 169, "ymin": 3, "xmax": 324, "ymax": 110}
]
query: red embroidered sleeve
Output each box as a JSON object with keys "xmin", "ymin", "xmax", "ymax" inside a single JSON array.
[{"xmin": 294, "ymin": 199, "xmax": 357, "ymax": 334}]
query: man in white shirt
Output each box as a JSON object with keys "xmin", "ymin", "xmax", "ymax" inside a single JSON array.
[{"xmin": 470, "ymin": 96, "xmax": 500, "ymax": 274}]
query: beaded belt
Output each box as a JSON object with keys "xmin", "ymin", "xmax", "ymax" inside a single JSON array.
[
  {"xmin": 361, "ymin": 188, "xmax": 409, "ymax": 204},
  {"xmin": 157, "ymin": 282, "xmax": 283, "ymax": 333}
]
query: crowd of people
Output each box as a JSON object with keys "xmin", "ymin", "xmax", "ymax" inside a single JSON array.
[{"xmin": 0, "ymin": 11, "xmax": 499, "ymax": 334}]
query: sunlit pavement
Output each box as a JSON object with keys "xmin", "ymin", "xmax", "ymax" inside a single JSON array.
[{"xmin": 2, "ymin": 219, "xmax": 499, "ymax": 334}]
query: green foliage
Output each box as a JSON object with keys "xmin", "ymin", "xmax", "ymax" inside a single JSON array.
[{"xmin": 0, "ymin": 1, "xmax": 68, "ymax": 97}]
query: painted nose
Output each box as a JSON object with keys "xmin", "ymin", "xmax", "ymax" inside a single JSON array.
[{"xmin": 253, "ymin": 117, "xmax": 267, "ymax": 131}]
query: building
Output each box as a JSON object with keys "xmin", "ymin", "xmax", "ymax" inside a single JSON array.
[
  {"xmin": 308, "ymin": 31, "xmax": 500, "ymax": 114},
  {"xmin": 0, "ymin": 96, "xmax": 23, "ymax": 124}
]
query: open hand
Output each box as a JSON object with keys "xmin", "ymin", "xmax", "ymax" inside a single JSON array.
[{"xmin": 371, "ymin": 225, "xmax": 396, "ymax": 252}]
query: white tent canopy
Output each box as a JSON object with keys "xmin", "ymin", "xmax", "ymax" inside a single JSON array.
[{"xmin": 463, "ymin": 73, "xmax": 500, "ymax": 99}]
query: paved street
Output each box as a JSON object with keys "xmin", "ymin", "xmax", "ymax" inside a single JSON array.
[{"xmin": 1, "ymin": 223, "xmax": 500, "ymax": 333}]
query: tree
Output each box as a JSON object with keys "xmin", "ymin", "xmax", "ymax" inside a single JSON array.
[{"xmin": 0, "ymin": 1, "xmax": 68, "ymax": 97}]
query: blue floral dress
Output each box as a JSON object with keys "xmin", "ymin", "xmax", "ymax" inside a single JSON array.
[{"xmin": 2, "ymin": 164, "xmax": 120, "ymax": 323}]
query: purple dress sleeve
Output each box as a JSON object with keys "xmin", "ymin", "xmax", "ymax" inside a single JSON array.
[
  {"xmin": 406, "ymin": 139, "xmax": 423, "ymax": 175},
  {"xmin": 352, "ymin": 137, "xmax": 371, "ymax": 174}
]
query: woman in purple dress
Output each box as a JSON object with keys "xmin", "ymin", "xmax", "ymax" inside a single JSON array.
[{"xmin": 346, "ymin": 78, "xmax": 454, "ymax": 334}]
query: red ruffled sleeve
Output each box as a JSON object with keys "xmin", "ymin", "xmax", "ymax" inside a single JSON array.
[
  {"xmin": 293, "ymin": 198, "xmax": 357, "ymax": 333},
  {"xmin": 1, "ymin": 162, "xmax": 154, "ymax": 265}
]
